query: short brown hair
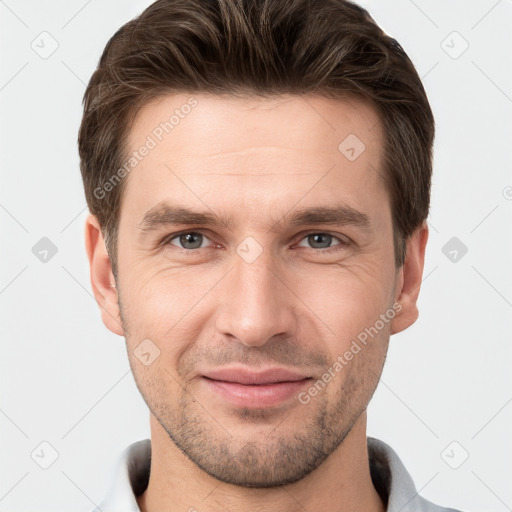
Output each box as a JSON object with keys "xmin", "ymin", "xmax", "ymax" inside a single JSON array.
[{"xmin": 78, "ymin": 0, "xmax": 434, "ymax": 276}]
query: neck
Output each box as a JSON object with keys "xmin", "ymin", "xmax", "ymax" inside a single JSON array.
[{"xmin": 137, "ymin": 412, "xmax": 385, "ymax": 512}]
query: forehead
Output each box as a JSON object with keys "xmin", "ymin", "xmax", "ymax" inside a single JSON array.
[
  {"xmin": 120, "ymin": 92, "xmax": 386, "ymax": 226},
  {"xmin": 128, "ymin": 92, "xmax": 382, "ymax": 159}
]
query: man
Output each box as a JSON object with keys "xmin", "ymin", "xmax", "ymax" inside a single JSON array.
[{"xmin": 79, "ymin": 0, "xmax": 462, "ymax": 510}]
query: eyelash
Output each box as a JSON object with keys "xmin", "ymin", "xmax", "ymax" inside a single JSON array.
[{"xmin": 163, "ymin": 230, "xmax": 351, "ymax": 253}]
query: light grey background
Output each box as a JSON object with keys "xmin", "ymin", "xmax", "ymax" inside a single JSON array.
[{"xmin": 1, "ymin": 1, "xmax": 511, "ymax": 511}]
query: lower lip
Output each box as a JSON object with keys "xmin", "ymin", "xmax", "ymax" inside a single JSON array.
[{"xmin": 202, "ymin": 377, "xmax": 312, "ymax": 408}]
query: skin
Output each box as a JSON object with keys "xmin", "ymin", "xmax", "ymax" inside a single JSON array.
[{"xmin": 85, "ymin": 92, "xmax": 428, "ymax": 512}]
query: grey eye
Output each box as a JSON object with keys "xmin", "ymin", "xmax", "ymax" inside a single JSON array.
[
  {"xmin": 297, "ymin": 233, "xmax": 341, "ymax": 250},
  {"xmin": 170, "ymin": 232, "xmax": 209, "ymax": 250}
]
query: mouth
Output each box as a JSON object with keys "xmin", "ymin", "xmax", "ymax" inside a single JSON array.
[{"xmin": 200, "ymin": 369, "xmax": 313, "ymax": 408}]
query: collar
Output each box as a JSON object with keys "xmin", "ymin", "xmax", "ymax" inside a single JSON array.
[{"xmin": 93, "ymin": 437, "xmax": 457, "ymax": 512}]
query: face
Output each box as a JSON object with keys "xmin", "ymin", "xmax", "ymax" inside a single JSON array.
[{"xmin": 92, "ymin": 92, "xmax": 419, "ymax": 487}]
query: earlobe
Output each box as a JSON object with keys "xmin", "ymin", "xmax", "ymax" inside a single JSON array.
[
  {"xmin": 390, "ymin": 221, "xmax": 429, "ymax": 335},
  {"xmin": 84, "ymin": 214, "xmax": 125, "ymax": 336}
]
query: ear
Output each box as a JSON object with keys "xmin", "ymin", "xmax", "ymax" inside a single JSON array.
[
  {"xmin": 84, "ymin": 214, "xmax": 125, "ymax": 336},
  {"xmin": 390, "ymin": 221, "xmax": 429, "ymax": 335}
]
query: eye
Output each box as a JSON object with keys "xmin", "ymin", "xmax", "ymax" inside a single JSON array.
[
  {"xmin": 164, "ymin": 230, "xmax": 350, "ymax": 252},
  {"xmin": 296, "ymin": 232, "xmax": 348, "ymax": 251},
  {"xmin": 167, "ymin": 231, "xmax": 213, "ymax": 250}
]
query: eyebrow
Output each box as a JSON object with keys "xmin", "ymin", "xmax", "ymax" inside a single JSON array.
[{"xmin": 138, "ymin": 201, "xmax": 372, "ymax": 233}]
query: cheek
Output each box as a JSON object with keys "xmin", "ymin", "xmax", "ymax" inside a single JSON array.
[
  {"xmin": 119, "ymin": 269, "xmax": 215, "ymax": 364},
  {"xmin": 119, "ymin": 248, "xmax": 395, "ymax": 358},
  {"xmin": 293, "ymin": 264, "xmax": 393, "ymax": 342},
  {"xmin": 120, "ymin": 263, "xmax": 193, "ymax": 323}
]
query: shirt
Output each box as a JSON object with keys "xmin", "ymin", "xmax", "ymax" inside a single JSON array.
[{"xmin": 91, "ymin": 437, "xmax": 463, "ymax": 512}]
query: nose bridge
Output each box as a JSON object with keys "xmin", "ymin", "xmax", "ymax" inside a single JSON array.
[{"xmin": 213, "ymin": 243, "xmax": 297, "ymax": 346}]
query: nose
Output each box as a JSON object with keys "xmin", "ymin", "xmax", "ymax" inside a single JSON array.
[{"xmin": 213, "ymin": 247, "xmax": 298, "ymax": 347}]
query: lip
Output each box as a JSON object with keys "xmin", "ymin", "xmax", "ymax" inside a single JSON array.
[
  {"xmin": 201, "ymin": 367, "xmax": 312, "ymax": 408},
  {"xmin": 202, "ymin": 367, "xmax": 310, "ymax": 385}
]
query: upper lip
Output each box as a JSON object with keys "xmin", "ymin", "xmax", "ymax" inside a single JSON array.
[{"xmin": 202, "ymin": 367, "xmax": 311, "ymax": 385}]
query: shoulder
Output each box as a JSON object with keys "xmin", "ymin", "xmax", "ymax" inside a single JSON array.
[{"xmin": 367, "ymin": 437, "xmax": 466, "ymax": 512}]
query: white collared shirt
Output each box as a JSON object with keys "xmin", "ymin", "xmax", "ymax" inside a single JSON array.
[{"xmin": 91, "ymin": 437, "xmax": 462, "ymax": 512}]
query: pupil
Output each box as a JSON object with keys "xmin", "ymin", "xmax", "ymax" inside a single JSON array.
[{"xmin": 182, "ymin": 233, "xmax": 201, "ymax": 249}]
